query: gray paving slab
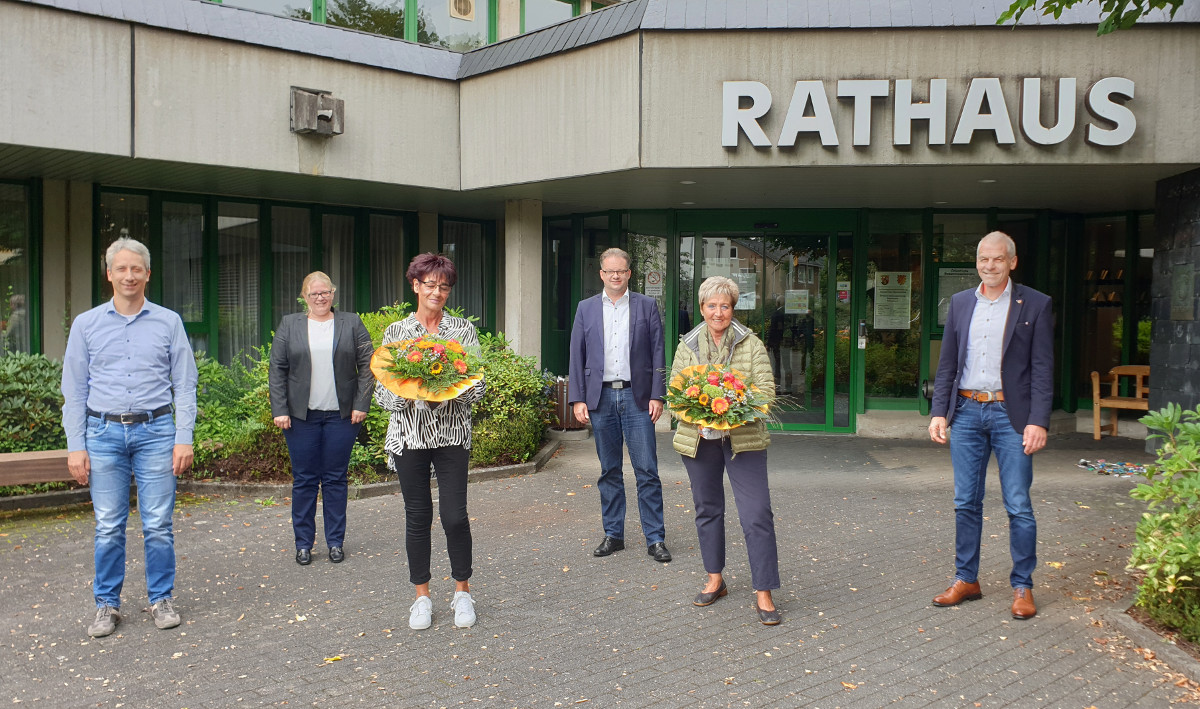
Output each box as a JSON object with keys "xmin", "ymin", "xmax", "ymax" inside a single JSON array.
[{"xmin": 1, "ymin": 432, "xmax": 1194, "ymax": 707}]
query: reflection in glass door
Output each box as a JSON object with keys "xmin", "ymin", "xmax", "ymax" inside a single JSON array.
[{"xmin": 681, "ymin": 232, "xmax": 849, "ymax": 430}]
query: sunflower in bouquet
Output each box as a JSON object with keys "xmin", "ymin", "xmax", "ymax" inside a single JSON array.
[
  {"xmin": 665, "ymin": 364, "xmax": 771, "ymax": 430},
  {"xmin": 370, "ymin": 335, "xmax": 484, "ymax": 401}
]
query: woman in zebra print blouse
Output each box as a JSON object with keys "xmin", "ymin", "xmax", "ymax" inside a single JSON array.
[{"xmin": 375, "ymin": 253, "xmax": 487, "ymax": 631}]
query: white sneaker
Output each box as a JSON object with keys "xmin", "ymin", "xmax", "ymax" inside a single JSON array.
[
  {"xmin": 408, "ymin": 596, "xmax": 432, "ymax": 630},
  {"xmin": 451, "ymin": 591, "xmax": 476, "ymax": 628}
]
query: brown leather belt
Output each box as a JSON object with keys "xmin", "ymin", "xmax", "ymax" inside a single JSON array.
[{"xmin": 959, "ymin": 389, "xmax": 1004, "ymax": 403}]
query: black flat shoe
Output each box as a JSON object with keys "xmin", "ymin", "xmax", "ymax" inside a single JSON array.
[
  {"xmin": 755, "ymin": 602, "xmax": 781, "ymax": 626},
  {"xmin": 295, "ymin": 549, "xmax": 312, "ymax": 566},
  {"xmin": 329, "ymin": 547, "xmax": 345, "ymax": 563},
  {"xmin": 647, "ymin": 542, "xmax": 672, "ymax": 563},
  {"xmin": 593, "ymin": 536, "xmax": 625, "ymax": 557},
  {"xmin": 693, "ymin": 580, "xmax": 728, "ymax": 607}
]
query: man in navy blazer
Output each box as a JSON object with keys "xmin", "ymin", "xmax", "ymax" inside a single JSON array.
[
  {"xmin": 569, "ymin": 247, "xmax": 671, "ymax": 563},
  {"xmin": 929, "ymin": 231, "xmax": 1054, "ymax": 620}
]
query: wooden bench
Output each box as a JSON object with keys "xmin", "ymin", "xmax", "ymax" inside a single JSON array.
[
  {"xmin": 0, "ymin": 449, "xmax": 72, "ymax": 486},
  {"xmin": 1091, "ymin": 365, "xmax": 1150, "ymax": 440}
]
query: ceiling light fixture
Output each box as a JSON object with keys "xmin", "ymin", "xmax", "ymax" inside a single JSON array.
[{"xmin": 679, "ymin": 180, "xmax": 696, "ymax": 185}]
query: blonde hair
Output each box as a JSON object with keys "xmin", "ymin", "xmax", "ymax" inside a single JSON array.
[
  {"xmin": 300, "ymin": 271, "xmax": 335, "ymax": 299},
  {"xmin": 697, "ymin": 276, "xmax": 739, "ymax": 307}
]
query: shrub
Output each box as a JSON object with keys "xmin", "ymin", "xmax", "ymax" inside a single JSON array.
[
  {"xmin": 470, "ymin": 332, "xmax": 554, "ymax": 467},
  {"xmin": 1128, "ymin": 403, "xmax": 1200, "ymax": 644},
  {"xmin": 0, "ymin": 352, "xmax": 66, "ymax": 453}
]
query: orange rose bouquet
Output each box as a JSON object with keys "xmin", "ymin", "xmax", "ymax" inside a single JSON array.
[
  {"xmin": 370, "ymin": 335, "xmax": 484, "ymax": 401},
  {"xmin": 665, "ymin": 364, "xmax": 770, "ymax": 430}
]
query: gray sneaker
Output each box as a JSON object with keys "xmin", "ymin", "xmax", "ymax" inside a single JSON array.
[
  {"xmin": 87, "ymin": 605, "xmax": 121, "ymax": 637},
  {"xmin": 151, "ymin": 598, "xmax": 181, "ymax": 629}
]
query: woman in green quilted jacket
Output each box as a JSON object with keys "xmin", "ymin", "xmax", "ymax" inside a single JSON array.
[{"xmin": 670, "ymin": 276, "xmax": 781, "ymax": 626}]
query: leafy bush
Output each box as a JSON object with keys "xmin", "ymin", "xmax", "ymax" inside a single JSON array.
[
  {"xmin": 470, "ymin": 332, "xmax": 554, "ymax": 467},
  {"xmin": 0, "ymin": 353, "xmax": 66, "ymax": 453},
  {"xmin": 1128, "ymin": 403, "xmax": 1200, "ymax": 644},
  {"xmin": 192, "ymin": 347, "xmax": 275, "ymax": 469}
]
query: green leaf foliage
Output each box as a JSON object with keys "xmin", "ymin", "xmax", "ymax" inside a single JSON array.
[
  {"xmin": 0, "ymin": 352, "xmax": 67, "ymax": 453},
  {"xmin": 469, "ymin": 332, "xmax": 555, "ymax": 468},
  {"xmin": 997, "ymin": 0, "xmax": 1184, "ymax": 36},
  {"xmin": 1128, "ymin": 403, "xmax": 1200, "ymax": 644}
]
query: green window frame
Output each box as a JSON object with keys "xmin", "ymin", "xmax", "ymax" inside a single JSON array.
[{"xmin": 94, "ymin": 186, "xmax": 416, "ymax": 364}]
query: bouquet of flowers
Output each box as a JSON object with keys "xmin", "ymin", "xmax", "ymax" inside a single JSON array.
[
  {"xmin": 370, "ymin": 335, "xmax": 484, "ymax": 401},
  {"xmin": 665, "ymin": 364, "xmax": 771, "ymax": 430}
]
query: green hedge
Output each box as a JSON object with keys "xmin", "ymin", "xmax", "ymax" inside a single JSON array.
[
  {"xmin": 1129, "ymin": 404, "xmax": 1200, "ymax": 644},
  {"xmin": 0, "ymin": 352, "xmax": 66, "ymax": 453}
]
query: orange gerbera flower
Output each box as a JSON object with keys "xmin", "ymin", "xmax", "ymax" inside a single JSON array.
[
  {"xmin": 453, "ymin": 359, "xmax": 468, "ymax": 374},
  {"xmin": 447, "ymin": 340, "xmax": 465, "ymax": 354},
  {"xmin": 685, "ymin": 385, "xmax": 701, "ymax": 398},
  {"xmin": 711, "ymin": 397, "xmax": 730, "ymax": 415},
  {"xmin": 406, "ymin": 350, "xmax": 423, "ymax": 363}
]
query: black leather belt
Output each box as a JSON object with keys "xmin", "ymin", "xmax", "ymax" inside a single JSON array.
[
  {"xmin": 87, "ymin": 404, "xmax": 174, "ymax": 424},
  {"xmin": 602, "ymin": 380, "xmax": 632, "ymax": 389}
]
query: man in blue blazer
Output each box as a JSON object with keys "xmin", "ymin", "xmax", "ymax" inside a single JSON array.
[
  {"xmin": 569, "ymin": 247, "xmax": 671, "ymax": 563},
  {"xmin": 929, "ymin": 232, "xmax": 1054, "ymax": 620}
]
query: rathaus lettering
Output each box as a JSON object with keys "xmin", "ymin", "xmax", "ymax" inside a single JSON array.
[{"xmin": 721, "ymin": 78, "xmax": 1135, "ymax": 149}]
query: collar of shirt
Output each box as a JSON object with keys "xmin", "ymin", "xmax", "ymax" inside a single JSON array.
[
  {"xmin": 104, "ymin": 298, "xmax": 152, "ymax": 321},
  {"xmin": 974, "ymin": 278, "xmax": 1013, "ymax": 304},
  {"xmin": 602, "ymin": 289, "xmax": 630, "ymax": 307}
]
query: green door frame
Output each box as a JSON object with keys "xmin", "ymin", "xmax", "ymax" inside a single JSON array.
[{"xmin": 674, "ymin": 209, "xmax": 861, "ymax": 433}]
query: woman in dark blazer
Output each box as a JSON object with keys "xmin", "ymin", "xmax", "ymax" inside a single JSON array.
[{"xmin": 269, "ymin": 271, "xmax": 373, "ymax": 566}]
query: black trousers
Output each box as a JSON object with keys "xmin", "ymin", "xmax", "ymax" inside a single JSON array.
[{"xmin": 393, "ymin": 446, "xmax": 472, "ymax": 585}]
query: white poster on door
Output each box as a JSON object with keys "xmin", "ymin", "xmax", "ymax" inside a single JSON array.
[{"xmin": 874, "ymin": 271, "xmax": 912, "ymax": 330}]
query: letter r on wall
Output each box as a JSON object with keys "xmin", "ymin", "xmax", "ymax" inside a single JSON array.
[{"xmin": 722, "ymin": 81, "xmax": 773, "ymax": 147}]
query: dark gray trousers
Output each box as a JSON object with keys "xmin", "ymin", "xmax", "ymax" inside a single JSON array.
[{"xmin": 682, "ymin": 438, "xmax": 780, "ymax": 591}]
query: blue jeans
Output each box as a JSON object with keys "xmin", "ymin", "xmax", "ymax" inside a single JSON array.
[
  {"xmin": 87, "ymin": 414, "xmax": 178, "ymax": 608},
  {"xmin": 589, "ymin": 386, "xmax": 665, "ymax": 545},
  {"xmin": 283, "ymin": 409, "xmax": 360, "ymax": 550},
  {"xmin": 949, "ymin": 396, "xmax": 1037, "ymax": 589}
]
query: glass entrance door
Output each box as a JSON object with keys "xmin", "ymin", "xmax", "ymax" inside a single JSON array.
[{"xmin": 680, "ymin": 229, "xmax": 854, "ymax": 432}]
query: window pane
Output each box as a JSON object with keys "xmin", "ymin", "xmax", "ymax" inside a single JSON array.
[
  {"xmin": 867, "ymin": 215, "xmax": 922, "ymax": 398},
  {"xmin": 272, "ymin": 206, "xmax": 311, "ymax": 326},
  {"xmin": 1079, "ymin": 216, "xmax": 1126, "ymax": 393},
  {"xmin": 220, "ymin": 0, "xmax": 310, "ymax": 20},
  {"xmin": 325, "ymin": 0, "xmax": 406, "ymax": 39},
  {"xmin": 0, "ymin": 184, "xmax": 30, "ymax": 354},
  {"xmin": 544, "ymin": 219, "xmax": 573, "ymax": 333},
  {"xmin": 97, "ymin": 192, "xmax": 150, "ymax": 302},
  {"xmin": 369, "ymin": 214, "xmax": 408, "ymax": 310},
  {"xmin": 1133, "ymin": 214, "xmax": 1154, "ymax": 366},
  {"xmin": 322, "ymin": 213, "xmax": 356, "ymax": 313},
  {"xmin": 580, "ymin": 215, "xmax": 612, "ymax": 301},
  {"xmin": 524, "ymin": 0, "xmax": 573, "ymax": 31},
  {"xmin": 161, "ymin": 201, "xmax": 205, "ymax": 322},
  {"xmin": 442, "ymin": 220, "xmax": 488, "ymax": 328},
  {"xmin": 932, "ymin": 213, "xmax": 986, "ymax": 263},
  {"xmin": 218, "ymin": 202, "xmax": 261, "ymax": 366},
  {"xmin": 418, "ymin": 0, "xmax": 489, "ymax": 50}
]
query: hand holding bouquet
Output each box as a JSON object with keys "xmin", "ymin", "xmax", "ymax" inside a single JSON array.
[
  {"xmin": 370, "ymin": 335, "xmax": 484, "ymax": 401},
  {"xmin": 665, "ymin": 364, "xmax": 770, "ymax": 430}
]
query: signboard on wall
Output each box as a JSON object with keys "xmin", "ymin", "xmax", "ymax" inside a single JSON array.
[
  {"xmin": 874, "ymin": 271, "xmax": 912, "ymax": 330},
  {"xmin": 937, "ymin": 267, "xmax": 979, "ymax": 326},
  {"xmin": 732, "ymin": 272, "xmax": 757, "ymax": 310},
  {"xmin": 784, "ymin": 289, "xmax": 809, "ymax": 314},
  {"xmin": 645, "ymin": 270, "xmax": 664, "ymax": 297}
]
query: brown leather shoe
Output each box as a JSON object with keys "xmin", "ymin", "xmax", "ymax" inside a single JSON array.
[
  {"xmin": 1011, "ymin": 588, "xmax": 1037, "ymax": 619},
  {"xmin": 932, "ymin": 580, "xmax": 983, "ymax": 607}
]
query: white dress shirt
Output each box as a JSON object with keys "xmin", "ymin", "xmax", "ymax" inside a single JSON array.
[
  {"xmin": 959, "ymin": 280, "xmax": 1011, "ymax": 392},
  {"xmin": 601, "ymin": 289, "xmax": 632, "ymax": 382}
]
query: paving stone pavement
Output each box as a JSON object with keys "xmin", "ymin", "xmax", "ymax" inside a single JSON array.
[{"xmin": 1, "ymin": 432, "xmax": 1193, "ymax": 708}]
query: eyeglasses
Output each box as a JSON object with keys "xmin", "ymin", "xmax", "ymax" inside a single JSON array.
[
  {"xmin": 420, "ymin": 281, "xmax": 452, "ymax": 294},
  {"xmin": 601, "ymin": 269, "xmax": 630, "ymax": 277},
  {"xmin": 307, "ymin": 290, "xmax": 334, "ymax": 300}
]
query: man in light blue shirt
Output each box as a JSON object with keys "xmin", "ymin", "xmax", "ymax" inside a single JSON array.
[{"xmin": 61, "ymin": 237, "xmax": 198, "ymax": 638}]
